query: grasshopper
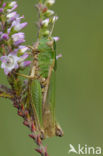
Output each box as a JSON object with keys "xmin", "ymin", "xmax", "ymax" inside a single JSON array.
[{"xmin": 25, "ymin": 37, "xmax": 63, "ymax": 139}]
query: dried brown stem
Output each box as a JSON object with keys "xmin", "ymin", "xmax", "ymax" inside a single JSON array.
[{"xmin": 12, "ymin": 95, "xmax": 49, "ymax": 156}]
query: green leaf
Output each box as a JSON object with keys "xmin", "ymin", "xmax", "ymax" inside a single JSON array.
[{"xmin": 31, "ymin": 80, "xmax": 43, "ymax": 126}]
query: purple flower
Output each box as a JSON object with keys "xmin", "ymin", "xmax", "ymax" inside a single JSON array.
[
  {"xmin": 9, "ymin": 1, "xmax": 17, "ymax": 7},
  {"xmin": 53, "ymin": 36, "xmax": 60, "ymax": 42},
  {"xmin": 20, "ymin": 61, "xmax": 31, "ymax": 67},
  {"xmin": 7, "ymin": 16, "xmax": 27, "ymax": 33},
  {"xmin": 18, "ymin": 46, "xmax": 29, "ymax": 53},
  {"xmin": 1, "ymin": 33, "xmax": 9, "ymax": 40},
  {"xmin": 0, "ymin": 53, "xmax": 20, "ymax": 75},
  {"xmin": 12, "ymin": 18, "xmax": 27, "ymax": 31},
  {"xmin": 0, "ymin": 8, "xmax": 3, "ymax": 13},
  {"xmin": 12, "ymin": 32, "xmax": 25, "ymax": 46},
  {"xmin": 19, "ymin": 53, "xmax": 29, "ymax": 62},
  {"xmin": 7, "ymin": 1, "xmax": 18, "ymax": 12},
  {"xmin": 2, "ymin": 3, "xmax": 6, "ymax": 8},
  {"xmin": 7, "ymin": 12, "xmax": 18, "ymax": 22},
  {"xmin": 0, "ymin": 51, "xmax": 30, "ymax": 74},
  {"xmin": 56, "ymin": 54, "xmax": 62, "ymax": 60},
  {"xmin": 18, "ymin": 53, "xmax": 31, "ymax": 67}
]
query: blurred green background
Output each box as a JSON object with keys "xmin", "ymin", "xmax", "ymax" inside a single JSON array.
[{"xmin": 0, "ymin": 0, "xmax": 103, "ymax": 156}]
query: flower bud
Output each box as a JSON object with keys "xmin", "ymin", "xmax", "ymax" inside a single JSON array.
[
  {"xmin": 0, "ymin": 8, "xmax": 3, "ymax": 13},
  {"xmin": 52, "ymin": 16, "xmax": 59, "ymax": 23},
  {"xmin": 20, "ymin": 61, "xmax": 31, "ymax": 67},
  {"xmin": 7, "ymin": 1, "xmax": 18, "ymax": 12},
  {"xmin": 47, "ymin": 40, "xmax": 53, "ymax": 47},
  {"xmin": 12, "ymin": 20, "xmax": 28, "ymax": 31},
  {"xmin": 42, "ymin": 18, "xmax": 49, "ymax": 27},
  {"xmin": 53, "ymin": 36, "xmax": 60, "ymax": 42},
  {"xmin": 46, "ymin": 0, "xmax": 55, "ymax": 6},
  {"xmin": 2, "ymin": 3, "xmax": 6, "ymax": 8},
  {"xmin": 46, "ymin": 10, "xmax": 54, "ymax": 16},
  {"xmin": 43, "ymin": 30, "xmax": 50, "ymax": 36},
  {"xmin": 56, "ymin": 54, "xmax": 62, "ymax": 60},
  {"xmin": 7, "ymin": 11, "xmax": 18, "ymax": 22},
  {"xmin": 9, "ymin": 1, "xmax": 17, "ymax": 7},
  {"xmin": 1, "ymin": 33, "xmax": 9, "ymax": 40},
  {"xmin": 12, "ymin": 32, "xmax": 25, "ymax": 46},
  {"xmin": 18, "ymin": 46, "xmax": 29, "ymax": 54}
]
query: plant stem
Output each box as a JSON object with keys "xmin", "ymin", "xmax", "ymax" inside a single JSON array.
[{"xmin": 13, "ymin": 95, "xmax": 49, "ymax": 156}]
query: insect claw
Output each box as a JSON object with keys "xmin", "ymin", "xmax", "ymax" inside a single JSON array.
[
  {"xmin": 55, "ymin": 123, "xmax": 64, "ymax": 137},
  {"xmin": 27, "ymin": 46, "xmax": 35, "ymax": 51}
]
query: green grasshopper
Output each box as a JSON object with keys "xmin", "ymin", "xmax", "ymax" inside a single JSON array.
[{"xmin": 28, "ymin": 37, "xmax": 63, "ymax": 139}]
